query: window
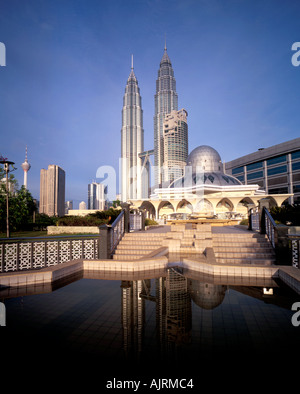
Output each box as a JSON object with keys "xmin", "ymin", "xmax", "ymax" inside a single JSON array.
[
  {"xmin": 232, "ymin": 166, "xmax": 244, "ymax": 175},
  {"xmin": 247, "ymin": 171, "xmax": 263, "ymax": 180},
  {"xmin": 236, "ymin": 175, "xmax": 244, "ymax": 182},
  {"xmin": 292, "ymin": 150, "xmax": 300, "ymax": 160},
  {"xmin": 293, "ymin": 184, "xmax": 300, "ymax": 193},
  {"xmin": 267, "ymin": 165, "xmax": 287, "ymax": 176},
  {"xmin": 267, "ymin": 155, "xmax": 286, "ymax": 166},
  {"xmin": 269, "ymin": 187, "xmax": 288, "ymax": 194},
  {"xmin": 292, "ymin": 162, "xmax": 300, "ymax": 171},
  {"xmin": 247, "ymin": 161, "xmax": 263, "ymax": 171}
]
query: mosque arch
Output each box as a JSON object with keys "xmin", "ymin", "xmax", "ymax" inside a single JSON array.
[
  {"xmin": 216, "ymin": 198, "xmax": 234, "ymax": 212},
  {"xmin": 176, "ymin": 199, "xmax": 193, "ymax": 213},
  {"xmin": 259, "ymin": 196, "xmax": 278, "ymax": 209},
  {"xmin": 194, "ymin": 199, "xmax": 214, "ymax": 214},
  {"xmin": 158, "ymin": 200, "xmax": 175, "ymax": 218},
  {"xmin": 139, "ymin": 201, "xmax": 156, "ymax": 219},
  {"xmin": 237, "ymin": 197, "xmax": 255, "ymax": 208}
]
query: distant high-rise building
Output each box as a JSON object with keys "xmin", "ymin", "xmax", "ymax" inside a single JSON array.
[
  {"xmin": 121, "ymin": 56, "xmax": 144, "ymax": 202},
  {"xmin": 21, "ymin": 146, "xmax": 31, "ymax": 189},
  {"xmin": 163, "ymin": 109, "xmax": 188, "ymax": 184},
  {"xmin": 65, "ymin": 200, "xmax": 73, "ymax": 214},
  {"xmin": 39, "ymin": 164, "xmax": 65, "ymax": 217},
  {"xmin": 154, "ymin": 44, "xmax": 178, "ymax": 186},
  {"xmin": 79, "ymin": 201, "xmax": 87, "ymax": 210},
  {"xmin": 88, "ymin": 182, "xmax": 105, "ymax": 210}
]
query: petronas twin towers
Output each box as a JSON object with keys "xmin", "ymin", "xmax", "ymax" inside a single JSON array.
[{"xmin": 121, "ymin": 45, "xmax": 187, "ymax": 202}]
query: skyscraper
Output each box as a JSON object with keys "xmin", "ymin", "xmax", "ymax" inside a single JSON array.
[
  {"xmin": 154, "ymin": 44, "xmax": 178, "ymax": 186},
  {"xmin": 39, "ymin": 164, "xmax": 65, "ymax": 217},
  {"xmin": 121, "ymin": 56, "xmax": 144, "ymax": 202},
  {"xmin": 163, "ymin": 109, "xmax": 188, "ymax": 184},
  {"xmin": 88, "ymin": 182, "xmax": 105, "ymax": 210}
]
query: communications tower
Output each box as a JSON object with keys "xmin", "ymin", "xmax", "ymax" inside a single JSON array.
[{"xmin": 21, "ymin": 146, "xmax": 31, "ymax": 189}]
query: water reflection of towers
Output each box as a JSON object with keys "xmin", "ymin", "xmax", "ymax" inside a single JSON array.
[
  {"xmin": 121, "ymin": 269, "xmax": 192, "ymax": 362},
  {"xmin": 157, "ymin": 269, "xmax": 192, "ymax": 352},
  {"xmin": 121, "ymin": 280, "xmax": 147, "ymax": 361}
]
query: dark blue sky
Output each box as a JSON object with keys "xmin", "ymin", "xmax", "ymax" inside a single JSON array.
[{"xmin": 1, "ymin": 0, "xmax": 299, "ymax": 207}]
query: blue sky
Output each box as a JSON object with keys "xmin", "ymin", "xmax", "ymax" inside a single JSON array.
[{"xmin": 0, "ymin": 0, "xmax": 299, "ymax": 208}]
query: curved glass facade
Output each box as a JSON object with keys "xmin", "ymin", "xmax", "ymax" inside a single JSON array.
[{"xmin": 163, "ymin": 109, "xmax": 188, "ymax": 184}]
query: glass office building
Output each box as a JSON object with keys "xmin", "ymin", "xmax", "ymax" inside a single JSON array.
[
  {"xmin": 225, "ymin": 138, "xmax": 300, "ymax": 205},
  {"xmin": 163, "ymin": 109, "xmax": 188, "ymax": 184},
  {"xmin": 88, "ymin": 182, "xmax": 105, "ymax": 210}
]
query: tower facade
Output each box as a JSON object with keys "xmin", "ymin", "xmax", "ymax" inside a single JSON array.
[
  {"xmin": 39, "ymin": 164, "xmax": 65, "ymax": 217},
  {"xmin": 88, "ymin": 182, "xmax": 105, "ymax": 210},
  {"xmin": 121, "ymin": 56, "xmax": 144, "ymax": 201},
  {"xmin": 163, "ymin": 109, "xmax": 188, "ymax": 184},
  {"xmin": 21, "ymin": 146, "xmax": 31, "ymax": 189},
  {"xmin": 154, "ymin": 45, "xmax": 178, "ymax": 186}
]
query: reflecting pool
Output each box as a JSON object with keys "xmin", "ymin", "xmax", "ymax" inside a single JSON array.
[{"xmin": 2, "ymin": 267, "xmax": 300, "ymax": 384}]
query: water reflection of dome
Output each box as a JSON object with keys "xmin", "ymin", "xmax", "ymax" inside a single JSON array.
[
  {"xmin": 188, "ymin": 281, "xmax": 227, "ymax": 310},
  {"xmin": 169, "ymin": 145, "xmax": 242, "ymax": 188}
]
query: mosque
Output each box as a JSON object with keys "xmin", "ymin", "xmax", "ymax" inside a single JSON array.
[{"xmin": 129, "ymin": 145, "xmax": 291, "ymax": 221}]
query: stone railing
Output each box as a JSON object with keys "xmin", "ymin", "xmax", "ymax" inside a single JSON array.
[
  {"xmin": 0, "ymin": 234, "xmax": 99, "ymax": 273},
  {"xmin": 0, "ymin": 208, "xmax": 149, "ymax": 272}
]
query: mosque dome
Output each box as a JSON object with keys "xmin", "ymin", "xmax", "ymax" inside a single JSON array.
[
  {"xmin": 187, "ymin": 145, "xmax": 222, "ymax": 172},
  {"xmin": 169, "ymin": 145, "xmax": 242, "ymax": 188},
  {"xmin": 188, "ymin": 280, "xmax": 227, "ymax": 310}
]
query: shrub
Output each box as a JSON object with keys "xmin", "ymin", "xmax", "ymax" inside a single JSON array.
[
  {"xmin": 145, "ymin": 218, "xmax": 158, "ymax": 226},
  {"xmin": 270, "ymin": 204, "xmax": 300, "ymax": 225},
  {"xmin": 56, "ymin": 208, "xmax": 122, "ymax": 227}
]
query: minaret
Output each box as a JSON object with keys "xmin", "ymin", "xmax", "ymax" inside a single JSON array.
[
  {"xmin": 154, "ymin": 43, "xmax": 178, "ymax": 186},
  {"xmin": 21, "ymin": 146, "xmax": 31, "ymax": 189},
  {"xmin": 121, "ymin": 55, "xmax": 144, "ymax": 201}
]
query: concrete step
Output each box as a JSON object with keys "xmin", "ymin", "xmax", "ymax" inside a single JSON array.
[
  {"xmin": 212, "ymin": 235, "xmax": 268, "ymax": 242},
  {"xmin": 215, "ymin": 251, "xmax": 274, "ymax": 259},
  {"xmin": 112, "ymin": 254, "xmax": 144, "ymax": 260},
  {"xmin": 213, "ymin": 234, "xmax": 269, "ymax": 240},
  {"xmin": 216, "ymin": 257, "xmax": 275, "ymax": 265},
  {"xmin": 123, "ymin": 233, "xmax": 164, "ymax": 238},
  {"xmin": 212, "ymin": 240, "xmax": 271, "ymax": 247},
  {"xmin": 119, "ymin": 240, "xmax": 162, "ymax": 246},
  {"xmin": 116, "ymin": 244, "xmax": 160, "ymax": 250},
  {"xmin": 213, "ymin": 245, "xmax": 274, "ymax": 254},
  {"xmin": 114, "ymin": 248, "xmax": 155, "ymax": 255},
  {"xmin": 180, "ymin": 246, "xmax": 197, "ymax": 253}
]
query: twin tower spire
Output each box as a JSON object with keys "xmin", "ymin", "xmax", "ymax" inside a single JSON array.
[{"xmin": 121, "ymin": 44, "xmax": 180, "ymax": 202}]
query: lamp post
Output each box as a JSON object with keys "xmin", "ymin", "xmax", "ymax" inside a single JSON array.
[{"xmin": 0, "ymin": 158, "xmax": 15, "ymax": 238}]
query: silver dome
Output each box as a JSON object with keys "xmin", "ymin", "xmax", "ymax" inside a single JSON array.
[
  {"xmin": 188, "ymin": 281, "xmax": 227, "ymax": 310},
  {"xmin": 187, "ymin": 145, "xmax": 222, "ymax": 172},
  {"xmin": 169, "ymin": 145, "xmax": 242, "ymax": 188}
]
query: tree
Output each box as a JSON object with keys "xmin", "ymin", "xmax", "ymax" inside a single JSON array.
[
  {"xmin": 270, "ymin": 204, "xmax": 300, "ymax": 226},
  {"xmin": 0, "ymin": 165, "xmax": 18, "ymax": 193},
  {"xmin": 0, "ymin": 186, "xmax": 37, "ymax": 232}
]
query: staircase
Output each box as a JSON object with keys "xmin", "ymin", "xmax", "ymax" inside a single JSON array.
[
  {"xmin": 212, "ymin": 231, "xmax": 276, "ymax": 265},
  {"xmin": 179, "ymin": 229, "xmax": 197, "ymax": 252},
  {"xmin": 112, "ymin": 231, "xmax": 165, "ymax": 260}
]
